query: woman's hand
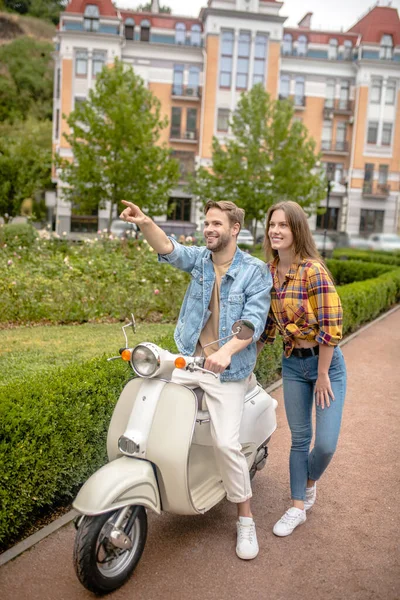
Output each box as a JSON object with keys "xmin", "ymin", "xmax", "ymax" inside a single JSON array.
[{"xmin": 315, "ymin": 372, "xmax": 335, "ymax": 409}]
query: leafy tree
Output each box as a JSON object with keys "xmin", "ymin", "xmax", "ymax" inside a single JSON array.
[
  {"xmin": 0, "ymin": 37, "xmax": 54, "ymax": 123},
  {"xmin": 189, "ymin": 84, "xmax": 326, "ymax": 232},
  {"xmin": 0, "ymin": 118, "xmax": 52, "ymax": 219},
  {"xmin": 137, "ymin": 2, "xmax": 171, "ymax": 13},
  {"xmin": 55, "ymin": 59, "xmax": 180, "ymax": 230},
  {"xmin": 4, "ymin": 0, "xmax": 66, "ymax": 22}
]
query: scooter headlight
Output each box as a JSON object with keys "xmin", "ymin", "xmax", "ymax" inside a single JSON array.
[{"xmin": 131, "ymin": 343, "xmax": 160, "ymax": 377}]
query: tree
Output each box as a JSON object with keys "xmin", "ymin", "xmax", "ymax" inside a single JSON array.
[
  {"xmin": 189, "ymin": 84, "xmax": 326, "ymax": 232},
  {"xmin": 0, "ymin": 37, "xmax": 54, "ymax": 123},
  {"xmin": 0, "ymin": 118, "xmax": 52, "ymax": 219},
  {"xmin": 55, "ymin": 59, "xmax": 180, "ymax": 230},
  {"xmin": 137, "ymin": 2, "xmax": 171, "ymax": 13}
]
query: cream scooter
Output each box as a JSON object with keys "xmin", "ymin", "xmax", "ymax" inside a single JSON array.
[{"xmin": 72, "ymin": 317, "xmax": 278, "ymax": 595}]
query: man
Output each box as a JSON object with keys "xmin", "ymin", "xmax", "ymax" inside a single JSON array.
[{"xmin": 120, "ymin": 199, "xmax": 272, "ymax": 560}]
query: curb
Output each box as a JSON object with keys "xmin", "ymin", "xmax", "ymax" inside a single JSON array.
[{"xmin": 1, "ymin": 304, "xmax": 398, "ymax": 567}]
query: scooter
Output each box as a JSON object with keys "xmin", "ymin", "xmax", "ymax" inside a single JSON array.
[{"xmin": 72, "ymin": 316, "xmax": 278, "ymax": 595}]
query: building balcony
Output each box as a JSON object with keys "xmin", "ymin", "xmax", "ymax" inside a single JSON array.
[
  {"xmin": 362, "ymin": 182, "xmax": 391, "ymax": 198},
  {"xmin": 278, "ymin": 94, "xmax": 306, "ymax": 108},
  {"xmin": 170, "ymin": 129, "xmax": 198, "ymax": 143},
  {"xmin": 324, "ymin": 99, "xmax": 354, "ymax": 118},
  {"xmin": 321, "ymin": 141, "xmax": 349, "ymax": 154},
  {"xmin": 171, "ymin": 85, "xmax": 201, "ymax": 100}
]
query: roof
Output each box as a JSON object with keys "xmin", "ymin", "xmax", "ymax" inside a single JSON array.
[
  {"xmin": 119, "ymin": 11, "xmax": 202, "ymax": 28},
  {"xmin": 283, "ymin": 28, "xmax": 358, "ymax": 45},
  {"xmin": 65, "ymin": 0, "xmax": 117, "ymax": 17},
  {"xmin": 347, "ymin": 6, "xmax": 400, "ymax": 45}
]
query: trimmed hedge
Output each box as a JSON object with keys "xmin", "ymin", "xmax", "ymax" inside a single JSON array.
[
  {"xmin": 333, "ymin": 248, "xmax": 400, "ymax": 266},
  {"xmin": 326, "ymin": 259, "xmax": 393, "ymax": 286}
]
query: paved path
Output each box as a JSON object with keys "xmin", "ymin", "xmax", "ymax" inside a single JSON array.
[{"xmin": 1, "ymin": 309, "xmax": 400, "ymax": 600}]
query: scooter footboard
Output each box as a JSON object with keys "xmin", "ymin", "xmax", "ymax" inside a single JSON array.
[{"xmin": 73, "ymin": 456, "xmax": 161, "ymax": 516}]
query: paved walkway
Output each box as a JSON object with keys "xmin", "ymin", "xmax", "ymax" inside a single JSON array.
[{"xmin": 1, "ymin": 308, "xmax": 399, "ymax": 600}]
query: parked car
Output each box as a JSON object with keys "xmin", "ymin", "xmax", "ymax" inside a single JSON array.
[
  {"xmin": 237, "ymin": 229, "xmax": 255, "ymax": 247},
  {"xmin": 367, "ymin": 233, "xmax": 400, "ymax": 252},
  {"xmin": 312, "ymin": 232, "xmax": 335, "ymax": 257},
  {"xmin": 336, "ymin": 232, "xmax": 370, "ymax": 250},
  {"xmin": 110, "ymin": 220, "xmax": 138, "ymax": 239}
]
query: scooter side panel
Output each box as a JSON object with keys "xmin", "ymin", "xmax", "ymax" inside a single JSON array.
[
  {"xmin": 107, "ymin": 378, "xmax": 144, "ymax": 461},
  {"xmin": 145, "ymin": 382, "xmax": 199, "ymax": 516},
  {"xmin": 240, "ymin": 387, "xmax": 278, "ymax": 446},
  {"xmin": 73, "ymin": 456, "xmax": 161, "ymax": 515}
]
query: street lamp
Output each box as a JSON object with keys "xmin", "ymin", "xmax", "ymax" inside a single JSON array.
[{"xmin": 322, "ymin": 169, "xmax": 334, "ymax": 259}]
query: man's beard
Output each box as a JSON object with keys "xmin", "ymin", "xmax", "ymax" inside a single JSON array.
[{"xmin": 206, "ymin": 232, "xmax": 231, "ymax": 253}]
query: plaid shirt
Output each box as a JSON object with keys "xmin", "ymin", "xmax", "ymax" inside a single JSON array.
[{"xmin": 260, "ymin": 257, "xmax": 343, "ymax": 357}]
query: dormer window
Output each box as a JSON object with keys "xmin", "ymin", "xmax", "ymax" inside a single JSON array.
[
  {"xmin": 380, "ymin": 34, "xmax": 393, "ymax": 59},
  {"xmin": 175, "ymin": 23, "xmax": 186, "ymax": 44},
  {"xmin": 191, "ymin": 24, "xmax": 201, "ymax": 46},
  {"xmin": 328, "ymin": 38, "xmax": 338, "ymax": 60},
  {"xmin": 297, "ymin": 35, "xmax": 307, "ymax": 57},
  {"xmin": 125, "ymin": 18, "xmax": 135, "ymax": 41},
  {"xmin": 84, "ymin": 4, "xmax": 99, "ymax": 32},
  {"xmin": 140, "ymin": 19, "xmax": 150, "ymax": 42},
  {"xmin": 343, "ymin": 40, "xmax": 352, "ymax": 60},
  {"xmin": 282, "ymin": 33, "xmax": 292, "ymax": 55}
]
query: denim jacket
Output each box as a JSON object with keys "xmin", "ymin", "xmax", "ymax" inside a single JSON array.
[{"xmin": 158, "ymin": 238, "xmax": 272, "ymax": 382}]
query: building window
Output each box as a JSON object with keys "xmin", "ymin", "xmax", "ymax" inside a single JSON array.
[
  {"xmin": 220, "ymin": 30, "xmax": 234, "ymax": 88},
  {"xmin": 328, "ymin": 38, "xmax": 338, "ymax": 60},
  {"xmin": 217, "ymin": 108, "xmax": 230, "ymax": 132},
  {"xmin": 294, "ymin": 77, "xmax": 305, "ymax": 106},
  {"xmin": 83, "ymin": 4, "xmax": 99, "ymax": 32},
  {"xmin": 378, "ymin": 164, "xmax": 388, "ymax": 186},
  {"xmin": 321, "ymin": 120, "xmax": 333, "ymax": 150},
  {"xmin": 370, "ymin": 80, "xmax": 382, "ymax": 104},
  {"xmin": 385, "ymin": 80, "xmax": 396, "ymax": 105},
  {"xmin": 335, "ymin": 122, "xmax": 346, "ymax": 151},
  {"xmin": 339, "ymin": 80, "xmax": 350, "ymax": 110},
  {"xmin": 74, "ymin": 96, "xmax": 86, "ymax": 109},
  {"xmin": 360, "ymin": 209, "xmax": 384, "ymax": 234},
  {"xmin": 175, "ymin": 23, "xmax": 186, "ymax": 45},
  {"xmin": 363, "ymin": 163, "xmax": 374, "ymax": 193},
  {"xmin": 56, "ymin": 67, "xmax": 61, "ymax": 99},
  {"xmin": 188, "ymin": 66, "xmax": 200, "ymax": 96},
  {"xmin": 316, "ymin": 207, "xmax": 339, "ymax": 231},
  {"xmin": 367, "ymin": 121, "xmax": 378, "ymax": 144},
  {"xmin": 55, "ymin": 108, "xmax": 60, "ymax": 139},
  {"xmin": 382, "ymin": 122, "xmax": 393, "ymax": 146},
  {"xmin": 75, "ymin": 50, "xmax": 88, "ymax": 76},
  {"xmin": 171, "ymin": 107, "xmax": 181, "ymax": 138},
  {"xmin": 186, "ymin": 108, "xmax": 197, "ymax": 138},
  {"xmin": 279, "ymin": 74, "xmax": 290, "ymax": 99},
  {"xmin": 191, "ymin": 24, "xmax": 201, "ymax": 46},
  {"xmin": 92, "ymin": 51, "xmax": 106, "ymax": 77},
  {"xmin": 236, "ymin": 31, "xmax": 250, "ymax": 89},
  {"xmin": 297, "ymin": 35, "xmax": 307, "ymax": 57},
  {"xmin": 124, "ymin": 18, "xmax": 135, "ymax": 40},
  {"xmin": 253, "ymin": 34, "xmax": 268, "ymax": 86},
  {"xmin": 140, "ymin": 19, "xmax": 150, "ymax": 42},
  {"xmin": 172, "ymin": 64, "xmax": 184, "ymax": 96},
  {"xmin": 325, "ymin": 80, "xmax": 335, "ymax": 108},
  {"xmin": 380, "ymin": 34, "xmax": 393, "ymax": 59},
  {"xmin": 167, "ymin": 197, "xmax": 191, "ymax": 222},
  {"xmin": 343, "ymin": 40, "xmax": 352, "ymax": 60},
  {"xmin": 282, "ymin": 33, "xmax": 292, "ymax": 55}
]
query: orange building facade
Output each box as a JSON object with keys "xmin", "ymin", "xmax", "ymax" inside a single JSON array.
[{"xmin": 51, "ymin": 0, "xmax": 400, "ymax": 238}]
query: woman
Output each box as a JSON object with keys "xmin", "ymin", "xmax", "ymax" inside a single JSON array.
[{"xmin": 257, "ymin": 201, "xmax": 346, "ymax": 537}]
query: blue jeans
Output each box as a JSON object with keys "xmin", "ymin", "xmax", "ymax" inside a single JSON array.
[{"xmin": 282, "ymin": 346, "xmax": 347, "ymax": 501}]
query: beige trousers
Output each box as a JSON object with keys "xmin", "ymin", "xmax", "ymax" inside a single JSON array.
[{"xmin": 171, "ymin": 368, "xmax": 252, "ymax": 503}]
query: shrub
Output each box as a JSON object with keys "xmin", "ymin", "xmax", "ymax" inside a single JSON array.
[
  {"xmin": 0, "ymin": 222, "xmax": 38, "ymax": 250},
  {"xmin": 333, "ymin": 248, "xmax": 400, "ymax": 266},
  {"xmin": 326, "ymin": 259, "xmax": 393, "ymax": 285}
]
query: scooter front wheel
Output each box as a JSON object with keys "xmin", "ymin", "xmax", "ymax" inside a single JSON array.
[{"xmin": 73, "ymin": 505, "xmax": 147, "ymax": 595}]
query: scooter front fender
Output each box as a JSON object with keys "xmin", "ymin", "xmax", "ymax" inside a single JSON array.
[{"xmin": 73, "ymin": 456, "xmax": 161, "ymax": 516}]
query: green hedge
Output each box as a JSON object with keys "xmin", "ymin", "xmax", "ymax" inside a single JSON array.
[
  {"xmin": 333, "ymin": 248, "xmax": 400, "ymax": 266},
  {"xmin": 326, "ymin": 259, "xmax": 393, "ymax": 285}
]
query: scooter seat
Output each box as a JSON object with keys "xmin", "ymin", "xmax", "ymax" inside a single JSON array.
[{"xmin": 194, "ymin": 379, "xmax": 260, "ymax": 422}]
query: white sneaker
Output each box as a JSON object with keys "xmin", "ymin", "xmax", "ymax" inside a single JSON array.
[
  {"xmin": 304, "ymin": 483, "xmax": 317, "ymax": 511},
  {"xmin": 236, "ymin": 517, "xmax": 259, "ymax": 560},
  {"xmin": 273, "ymin": 507, "xmax": 306, "ymax": 537}
]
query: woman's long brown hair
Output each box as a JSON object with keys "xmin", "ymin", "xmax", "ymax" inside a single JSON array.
[{"xmin": 263, "ymin": 201, "xmax": 321, "ymax": 263}]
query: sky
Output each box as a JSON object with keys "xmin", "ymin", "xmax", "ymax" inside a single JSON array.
[{"xmin": 115, "ymin": 0, "xmax": 400, "ymax": 31}]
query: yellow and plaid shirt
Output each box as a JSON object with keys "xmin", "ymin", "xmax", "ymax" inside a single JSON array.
[{"xmin": 260, "ymin": 257, "xmax": 343, "ymax": 357}]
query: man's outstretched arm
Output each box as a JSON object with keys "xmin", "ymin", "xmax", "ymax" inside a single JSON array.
[{"xmin": 120, "ymin": 200, "xmax": 173, "ymax": 255}]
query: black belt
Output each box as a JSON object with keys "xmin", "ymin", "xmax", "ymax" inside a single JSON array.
[{"xmin": 286, "ymin": 345, "xmax": 319, "ymax": 358}]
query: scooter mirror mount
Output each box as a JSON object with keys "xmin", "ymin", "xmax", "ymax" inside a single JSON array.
[
  {"xmin": 232, "ymin": 319, "xmax": 255, "ymax": 341},
  {"xmin": 122, "ymin": 313, "xmax": 136, "ymax": 348}
]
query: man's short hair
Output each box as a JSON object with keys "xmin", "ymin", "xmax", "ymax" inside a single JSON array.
[{"xmin": 204, "ymin": 200, "xmax": 245, "ymax": 231}]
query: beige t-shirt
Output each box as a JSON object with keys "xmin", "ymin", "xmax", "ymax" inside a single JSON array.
[{"xmin": 197, "ymin": 258, "xmax": 232, "ymax": 357}]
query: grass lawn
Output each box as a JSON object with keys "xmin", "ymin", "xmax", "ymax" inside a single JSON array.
[{"xmin": 0, "ymin": 322, "xmax": 175, "ymax": 384}]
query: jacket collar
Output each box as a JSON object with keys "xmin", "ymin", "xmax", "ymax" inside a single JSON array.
[{"xmin": 203, "ymin": 245, "xmax": 243, "ymax": 280}]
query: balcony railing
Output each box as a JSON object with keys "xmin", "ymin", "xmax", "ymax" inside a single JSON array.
[
  {"xmin": 170, "ymin": 129, "xmax": 198, "ymax": 142},
  {"xmin": 362, "ymin": 182, "xmax": 391, "ymax": 197},
  {"xmin": 171, "ymin": 85, "xmax": 201, "ymax": 99},
  {"xmin": 321, "ymin": 141, "xmax": 349, "ymax": 153},
  {"xmin": 278, "ymin": 94, "xmax": 306, "ymax": 107},
  {"xmin": 324, "ymin": 99, "xmax": 353, "ymax": 117}
]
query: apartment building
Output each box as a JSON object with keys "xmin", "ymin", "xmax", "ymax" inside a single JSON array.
[{"xmin": 51, "ymin": 0, "xmax": 400, "ymax": 237}]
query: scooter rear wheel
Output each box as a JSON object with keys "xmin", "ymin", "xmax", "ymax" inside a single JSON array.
[{"xmin": 73, "ymin": 505, "xmax": 147, "ymax": 595}]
